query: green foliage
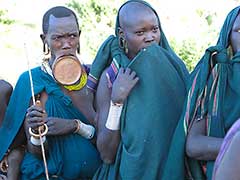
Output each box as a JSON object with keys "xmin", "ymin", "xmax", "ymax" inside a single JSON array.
[
  {"xmin": 170, "ymin": 7, "xmax": 219, "ymax": 72},
  {"xmin": 0, "ymin": 10, "xmax": 15, "ymax": 25},
  {"xmin": 67, "ymin": 0, "xmax": 125, "ymax": 62},
  {"xmin": 66, "ymin": 0, "xmax": 221, "ymax": 71},
  {"xmin": 170, "ymin": 38, "xmax": 202, "ymax": 72}
]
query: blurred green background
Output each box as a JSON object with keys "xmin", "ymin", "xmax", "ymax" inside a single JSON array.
[{"xmin": 0, "ymin": 0, "xmax": 239, "ymax": 85}]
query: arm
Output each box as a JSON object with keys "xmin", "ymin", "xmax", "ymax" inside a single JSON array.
[
  {"xmin": 95, "ymin": 70, "xmax": 120, "ymax": 164},
  {"xmin": 69, "ymin": 87, "xmax": 96, "ymax": 126},
  {"xmin": 24, "ymin": 102, "xmax": 77, "ymax": 157},
  {"xmin": 96, "ymin": 68, "xmax": 139, "ymax": 164},
  {"xmin": 186, "ymin": 118, "xmax": 223, "ymax": 161},
  {"xmin": 0, "ymin": 80, "xmax": 13, "ymax": 125}
]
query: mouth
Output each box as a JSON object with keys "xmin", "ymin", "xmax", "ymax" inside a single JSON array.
[
  {"xmin": 56, "ymin": 52, "xmax": 76, "ymax": 59},
  {"xmin": 146, "ymin": 41, "xmax": 158, "ymax": 46}
]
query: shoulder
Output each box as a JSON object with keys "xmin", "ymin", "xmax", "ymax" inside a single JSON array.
[
  {"xmin": 17, "ymin": 66, "xmax": 42, "ymax": 82},
  {"xmin": 98, "ymin": 68, "xmax": 109, "ymax": 86},
  {"xmin": 0, "ymin": 80, "xmax": 13, "ymax": 96},
  {"xmin": 96, "ymin": 68, "xmax": 110, "ymax": 97}
]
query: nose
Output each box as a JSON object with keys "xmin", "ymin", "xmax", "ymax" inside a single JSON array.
[
  {"xmin": 145, "ymin": 32, "xmax": 155, "ymax": 43},
  {"xmin": 62, "ymin": 39, "xmax": 71, "ymax": 49}
]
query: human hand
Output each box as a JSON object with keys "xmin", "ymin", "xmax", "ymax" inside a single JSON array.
[
  {"xmin": 111, "ymin": 68, "xmax": 139, "ymax": 104},
  {"xmin": 45, "ymin": 118, "xmax": 75, "ymax": 136},
  {"xmin": 24, "ymin": 104, "xmax": 47, "ymax": 132}
]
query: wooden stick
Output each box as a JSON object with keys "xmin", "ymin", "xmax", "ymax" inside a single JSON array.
[{"xmin": 24, "ymin": 42, "xmax": 49, "ymax": 180}]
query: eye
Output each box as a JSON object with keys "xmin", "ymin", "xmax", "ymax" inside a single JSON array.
[
  {"xmin": 153, "ymin": 26, "xmax": 159, "ymax": 33},
  {"xmin": 237, "ymin": 29, "xmax": 240, "ymax": 33},
  {"xmin": 70, "ymin": 34, "xmax": 77, "ymax": 38},
  {"xmin": 136, "ymin": 31, "xmax": 144, "ymax": 36},
  {"xmin": 52, "ymin": 36, "xmax": 61, "ymax": 41}
]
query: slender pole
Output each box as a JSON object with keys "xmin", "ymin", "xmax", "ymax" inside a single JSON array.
[
  {"xmin": 24, "ymin": 42, "xmax": 36, "ymax": 105},
  {"xmin": 39, "ymin": 127, "xmax": 49, "ymax": 180},
  {"xmin": 24, "ymin": 42, "xmax": 49, "ymax": 180}
]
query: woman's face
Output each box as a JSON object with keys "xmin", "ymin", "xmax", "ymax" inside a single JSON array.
[
  {"xmin": 230, "ymin": 13, "xmax": 240, "ymax": 55},
  {"xmin": 120, "ymin": 10, "xmax": 161, "ymax": 59},
  {"xmin": 45, "ymin": 14, "xmax": 80, "ymax": 60}
]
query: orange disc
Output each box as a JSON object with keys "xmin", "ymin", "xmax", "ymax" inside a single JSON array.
[{"xmin": 52, "ymin": 56, "xmax": 82, "ymax": 85}]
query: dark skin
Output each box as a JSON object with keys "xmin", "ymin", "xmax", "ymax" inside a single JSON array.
[
  {"xmin": 24, "ymin": 14, "xmax": 96, "ymax": 156},
  {"xmin": 230, "ymin": 13, "xmax": 240, "ymax": 54},
  {"xmin": 0, "ymin": 80, "xmax": 12, "ymax": 126},
  {"xmin": 0, "ymin": 80, "xmax": 25, "ymax": 180},
  {"xmin": 186, "ymin": 13, "xmax": 240, "ymax": 161},
  {"xmin": 96, "ymin": 2, "xmax": 160, "ymax": 164},
  {"xmin": 212, "ymin": 14, "xmax": 240, "ymax": 179}
]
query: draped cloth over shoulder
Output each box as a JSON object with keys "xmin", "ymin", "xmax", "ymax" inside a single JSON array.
[
  {"xmin": 88, "ymin": 1, "xmax": 189, "ymax": 179},
  {"xmin": 87, "ymin": 0, "xmax": 188, "ymax": 91},
  {"xmin": 0, "ymin": 67, "xmax": 101, "ymax": 179},
  {"xmin": 180, "ymin": 6, "xmax": 240, "ymax": 180}
]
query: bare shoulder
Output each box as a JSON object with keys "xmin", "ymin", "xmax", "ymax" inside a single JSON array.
[
  {"xmin": 96, "ymin": 68, "xmax": 111, "ymax": 104},
  {"xmin": 0, "ymin": 79, "xmax": 13, "ymax": 97}
]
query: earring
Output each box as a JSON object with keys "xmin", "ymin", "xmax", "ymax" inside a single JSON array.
[
  {"xmin": 124, "ymin": 42, "xmax": 128, "ymax": 54},
  {"xmin": 43, "ymin": 43, "xmax": 50, "ymax": 55},
  {"xmin": 119, "ymin": 36, "xmax": 124, "ymax": 49},
  {"xmin": 77, "ymin": 43, "xmax": 80, "ymax": 54},
  {"xmin": 118, "ymin": 37, "xmax": 128, "ymax": 54},
  {"xmin": 42, "ymin": 43, "xmax": 50, "ymax": 61}
]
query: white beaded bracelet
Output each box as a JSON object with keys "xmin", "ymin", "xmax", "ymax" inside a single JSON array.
[
  {"xmin": 105, "ymin": 101, "xmax": 123, "ymax": 130},
  {"xmin": 29, "ymin": 124, "xmax": 48, "ymax": 146},
  {"xmin": 30, "ymin": 136, "xmax": 46, "ymax": 146},
  {"xmin": 74, "ymin": 119, "xmax": 95, "ymax": 139}
]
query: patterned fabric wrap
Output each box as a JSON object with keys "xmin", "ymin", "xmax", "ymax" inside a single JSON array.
[{"xmin": 182, "ymin": 6, "xmax": 240, "ymax": 180}]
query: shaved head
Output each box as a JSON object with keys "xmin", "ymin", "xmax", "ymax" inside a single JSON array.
[
  {"xmin": 116, "ymin": 1, "xmax": 161, "ymax": 59},
  {"xmin": 119, "ymin": 2, "xmax": 158, "ymax": 29}
]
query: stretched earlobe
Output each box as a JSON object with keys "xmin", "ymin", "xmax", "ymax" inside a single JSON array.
[
  {"xmin": 118, "ymin": 36, "xmax": 128, "ymax": 54},
  {"xmin": 43, "ymin": 43, "xmax": 50, "ymax": 55},
  {"xmin": 77, "ymin": 43, "xmax": 80, "ymax": 54}
]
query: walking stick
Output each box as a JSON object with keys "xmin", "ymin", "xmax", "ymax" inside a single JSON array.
[{"xmin": 24, "ymin": 42, "xmax": 50, "ymax": 180}]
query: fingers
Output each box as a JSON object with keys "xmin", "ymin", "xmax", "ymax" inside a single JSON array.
[
  {"xmin": 26, "ymin": 104, "xmax": 46, "ymax": 119},
  {"xmin": 27, "ymin": 117, "xmax": 46, "ymax": 129},
  {"xmin": 119, "ymin": 67, "xmax": 124, "ymax": 74},
  {"xmin": 25, "ymin": 105, "xmax": 47, "ymax": 130},
  {"xmin": 132, "ymin": 76, "xmax": 139, "ymax": 85},
  {"xmin": 119, "ymin": 68, "xmax": 138, "ymax": 79},
  {"xmin": 124, "ymin": 68, "xmax": 131, "ymax": 75},
  {"xmin": 129, "ymin": 70, "xmax": 137, "ymax": 79},
  {"xmin": 26, "ymin": 110, "xmax": 44, "ymax": 119}
]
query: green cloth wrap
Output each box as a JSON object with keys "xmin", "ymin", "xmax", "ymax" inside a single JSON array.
[{"xmin": 182, "ymin": 6, "xmax": 240, "ymax": 180}]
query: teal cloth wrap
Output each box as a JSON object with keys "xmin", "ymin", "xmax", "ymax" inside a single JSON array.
[
  {"xmin": 89, "ymin": 1, "xmax": 189, "ymax": 179},
  {"xmin": 0, "ymin": 67, "xmax": 101, "ymax": 179},
  {"xmin": 182, "ymin": 6, "xmax": 240, "ymax": 180}
]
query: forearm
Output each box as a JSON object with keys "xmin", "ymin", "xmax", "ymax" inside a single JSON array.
[
  {"xmin": 97, "ymin": 129, "xmax": 120, "ymax": 164},
  {"xmin": 7, "ymin": 147, "xmax": 25, "ymax": 180},
  {"xmin": 26, "ymin": 138, "xmax": 48, "ymax": 158},
  {"xmin": 186, "ymin": 134, "xmax": 223, "ymax": 161},
  {"xmin": 24, "ymin": 119, "xmax": 48, "ymax": 157}
]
